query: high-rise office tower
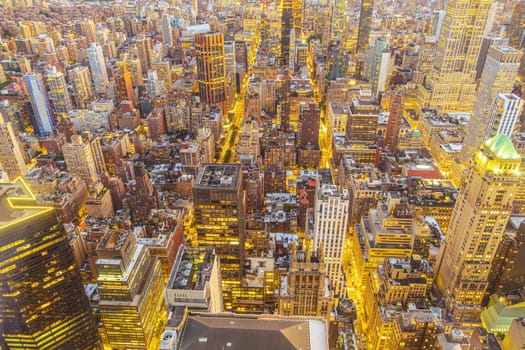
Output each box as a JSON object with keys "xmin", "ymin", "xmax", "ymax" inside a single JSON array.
[
  {"xmin": 419, "ymin": 0, "xmax": 492, "ymax": 113},
  {"xmin": 483, "ymin": 94, "xmax": 523, "ymax": 141},
  {"xmin": 475, "ymin": 33, "xmax": 508, "ymax": 80},
  {"xmin": 87, "ymin": 42, "xmax": 110, "ymax": 94},
  {"xmin": 79, "ymin": 19, "xmax": 96, "ymax": 44},
  {"xmin": 224, "ymin": 41, "xmax": 236, "ymax": 77},
  {"xmin": 385, "ymin": 91, "xmax": 404, "ymax": 152},
  {"xmin": 310, "ymin": 170, "xmax": 349, "ymax": 297},
  {"xmin": 63, "ymin": 135, "xmax": 100, "ymax": 186},
  {"xmin": 146, "ymin": 69, "xmax": 163, "ymax": 98},
  {"xmin": 130, "ymin": 161, "xmax": 156, "ymax": 224},
  {"xmin": 96, "ymin": 229, "xmax": 164, "ymax": 349},
  {"xmin": 289, "ymin": 29, "xmax": 297, "ymax": 72},
  {"xmin": 0, "ymin": 178, "xmax": 99, "ymax": 349},
  {"xmin": 192, "ymin": 164, "xmax": 245, "ymax": 311},
  {"xmin": 367, "ymin": 38, "xmax": 391, "ymax": 96},
  {"xmin": 292, "ymin": 0, "xmax": 302, "ymax": 37},
  {"xmin": 330, "ymin": 0, "xmax": 345, "ymax": 43},
  {"xmin": 136, "ymin": 34, "xmax": 153, "ymax": 73},
  {"xmin": 280, "ymin": 0, "xmax": 302, "ymax": 65},
  {"xmin": 460, "ymin": 46, "xmax": 522, "ymax": 164},
  {"xmin": 46, "ymin": 66, "xmax": 73, "ymax": 115},
  {"xmin": 0, "ymin": 112, "xmax": 26, "ymax": 179},
  {"xmin": 195, "ymin": 32, "xmax": 227, "ymax": 105},
  {"xmin": 297, "ymin": 102, "xmax": 320, "ymax": 147},
  {"xmin": 161, "ymin": 13, "xmax": 173, "ymax": 46},
  {"xmin": 235, "ymin": 41, "xmax": 248, "ymax": 73},
  {"xmin": 114, "ymin": 61, "xmax": 134, "ymax": 102},
  {"xmin": 278, "ymin": 243, "xmax": 334, "ymax": 319},
  {"xmin": 224, "ymin": 41, "xmax": 236, "ymax": 107},
  {"xmin": 152, "ymin": 61, "xmax": 172, "ymax": 93},
  {"xmin": 126, "ymin": 57, "xmax": 144, "ymax": 85},
  {"xmin": 509, "ymin": 2, "xmax": 525, "ymax": 50},
  {"xmin": 431, "ymin": 10, "xmax": 446, "ymax": 40},
  {"xmin": 328, "ymin": 43, "xmax": 348, "ymax": 81},
  {"xmin": 25, "ymin": 73, "xmax": 55, "ymax": 135},
  {"xmin": 484, "ymin": 217, "xmax": 525, "ymax": 298},
  {"xmin": 346, "ymin": 91, "xmax": 379, "ymax": 144},
  {"xmin": 68, "ymin": 65, "xmax": 94, "ymax": 109},
  {"xmin": 357, "ymin": 0, "xmax": 374, "ymax": 54},
  {"xmin": 436, "ymin": 134, "xmax": 521, "ymax": 322}
]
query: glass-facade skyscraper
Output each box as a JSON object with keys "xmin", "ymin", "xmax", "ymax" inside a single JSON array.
[
  {"xmin": 25, "ymin": 73, "xmax": 54, "ymax": 135},
  {"xmin": 0, "ymin": 178, "xmax": 99, "ymax": 349},
  {"xmin": 192, "ymin": 164, "xmax": 245, "ymax": 311}
]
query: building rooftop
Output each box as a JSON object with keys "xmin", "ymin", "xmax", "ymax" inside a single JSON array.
[
  {"xmin": 319, "ymin": 184, "xmax": 349, "ymax": 200},
  {"xmin": 0, "ymin": 178, "xmax": 54, "ymax": 228},
  {"xmin": 167, "ymin": 245, "xmax": 215, "ymax": 291},
  {"xmin": 440, "ymin": 143, "xmax": 462, "ymax": 153},
  {"xmin": 195, "ymin": 164, "xmax": 241, "ymax": 189},
  {"xmin": 484, "ymin": 134, "xmax": 521, "ymax": 160},
  {"xmin": 330, "ymin": 101, "xmax": 348, "ymax": 114},
  {"xmin": 178, "ymin": 314, "xmax": 328, "ymax": 350},
  {"xmin": 423, "ymin": 111, "xmax": 470, "ymax": 126}
]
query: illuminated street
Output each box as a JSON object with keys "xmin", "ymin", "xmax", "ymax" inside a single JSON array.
[{"xmin": 216, "ymin": 39, "xmax": 260, "ymax": 163}]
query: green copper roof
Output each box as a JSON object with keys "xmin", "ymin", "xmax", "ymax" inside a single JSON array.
[
  {"xmin": 411, "ymin": 130, "xmax": 422, "ymax": 137},
  {"xmin": 484, "ymin": 134, "xmax": 521, "ymax": 160}
]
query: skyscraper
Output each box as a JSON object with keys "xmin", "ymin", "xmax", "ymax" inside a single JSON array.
[
  {"xmin": 0, "ymin": 178, "xmax": 99, "ymax": 349},
  {"xmin": 311, "ymin": 170, "xmax": 349, "ymax": 297},
  {"xmin": 146, "ymin": 69, "xmax": 163, "ymax": 97},
  {"xmin": 385, "ymin": 91, "xmax": 404, "ymax": 152},
  {"xmin": 460, "ymin": 46, "xmax": 522, "ymax": 164},
  {"xmin": 96, "ymin": 229, "xmax": 165, "ymax": 349},
  {"xmin": 475, "ymin": 33, "xmax": 507, "ymax": 80},
  {"xmin": 62, "ymin": 135, "xmax": 101, "ymax": 186},
  {"xmin": 0, "ymin": 112, "xmax": 26, "ymax": 180},
  {"xmin": 431, "ymin": 10, "xmax": 446, "ymax": 40},
  {"xmin": 509, "ymin": 2, "xmax": 525, "ymax": 50},
  {"xmin": 436, "ymin": 134, "xmax": 521, "ymax": 322},
  {"xmin": 328, "ymin": 42, "xmax": 348, "ymax": 81},
  {"xmin": 278, "ymin": 243, "xmax": 334, "ymax": 319},
  {"xmin": 330, "ymin": 0, "xmax": 345, "ymax": 43},
  {"xmin": 136, "ymin": 34, "xmax": 153, "ymax": 73},
  {"xmin": 297, "ymin": 101, "xmax": 320, "ymax": 147},
  {"xmin": 367, "ymin": 38, "xmax": 391, "ymax": 96},
  {"xmin": 68, "ymin": 65, "xmax": 94, "ymax": 109},
  {"xmin": 357, "ymin": 0, "xmax": 374, "ymax": 54},
  {"xmin": 114, "ymin": 60, "xmax": 134, "ymax": 102},
  {"xmin": 192, "ymin": 164, "xmax": 244, "ymax": 311},
  {"xmin": 25, "ymin": 73, "xmax": 54, "ymax": 135},
  {"xmin": 161, "ymin": 13, "xmax": 173, "ymax": 46},
  {"xmin": 78, "ymin": 19, "xmax": 96, "ymax": 44},
  {"xmin": 483, "ymin": 94, "xmax": 523, "ymax": 141},
  {"xmin": 152, "ymin": 61, "xmax": 173, "ymax": 93},
  {"xmin": 195, "ymin": 32, "xmax": 227, "ymax": 105},
  {"xmin": 46, "ymin": 66, "xmax": 73, "ymax": 115},
  {"xmin": 87, "ymin": 42, "xmax": 109, "ymax": 94},
  {"xmin": 280, "ymin": 0, "xmax": 302, "ymax": 65},
  {"xmin": 130, "ymin": 161, "xmax": 156, "ymax": 224},
  {"xmin": 419, "ymin": 0, "xmax": 493, "ymax": 112}
]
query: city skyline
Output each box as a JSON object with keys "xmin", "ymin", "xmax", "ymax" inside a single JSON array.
[{"xmin": 0, "ymin": 0, "xmax": 525, "ymax": 349}]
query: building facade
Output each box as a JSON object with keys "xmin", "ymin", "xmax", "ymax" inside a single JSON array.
[
  {"xmin": 0, "ymin": 178, "xmax": 99, "ymax": 349},
  {"xmin": 311, "ymin": 172, "xmax": 349, "ymax": 297},
  {"xmin": 419, "ymin": 0, "xmax": 493, "ymax": 112},
  {"xmin": 192, "ymin": 164, "xmax": 245, "ymax": 311},
  {"xmin": 436, "ymin": 134, "xmax": 521, "ymax": 322},
  {"xmin": 87, "ymin": 43, "xmax": 110, "ymax": 94},
  {"xmin": 195, "ymin": 32, "xmax": 227, "ymax": 105},
  {"xmin": 461, "ymin": 46, "xmax": 522, "ymax": 164}
]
